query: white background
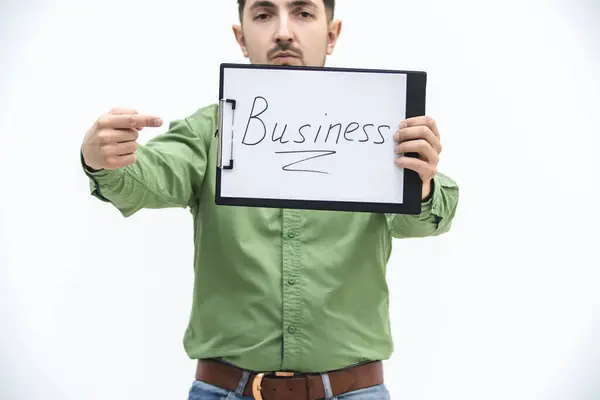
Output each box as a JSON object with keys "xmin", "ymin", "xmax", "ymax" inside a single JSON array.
[{"xmin": 1, "ymin": 0, "xmax": 599, "ymax": 399}]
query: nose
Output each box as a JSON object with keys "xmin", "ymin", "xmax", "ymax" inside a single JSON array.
[{"xmin": 274, "ymin": 15, "xmax": 293, "ymax": 44}]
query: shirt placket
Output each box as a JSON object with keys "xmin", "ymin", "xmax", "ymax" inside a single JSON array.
[{"xmin": 281, "ymin": 209, "xmax": 301, "ymax": 369}]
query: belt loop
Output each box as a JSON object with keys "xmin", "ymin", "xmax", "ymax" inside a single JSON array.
[
  {"xmin": 320, "ymin": 373, "xmax": 334, "ymax": 400},
  {"xmin": 235, "ymin": 370, "xmax": 251, "ymax": 397}
]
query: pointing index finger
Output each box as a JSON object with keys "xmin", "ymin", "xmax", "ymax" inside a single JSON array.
[
  {"xmin": 110, "ymin": 107, "xmax": 139, "ymax": 115},
  {"xmin": 97, "ymin": 114, "xmax": 163, "ymax": 130}
]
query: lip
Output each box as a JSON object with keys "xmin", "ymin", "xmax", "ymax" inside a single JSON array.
[{"xmin": 272, "ymin": 52, "xmax": 299, "ymax": 59}]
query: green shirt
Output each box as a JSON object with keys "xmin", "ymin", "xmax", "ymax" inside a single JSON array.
[{"xmin": 83, "ymin": 104, "xmax": 459, "ymax": 373}]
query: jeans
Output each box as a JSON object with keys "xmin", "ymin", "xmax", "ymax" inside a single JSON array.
[{"xmin": 188, "ymin": 371, "xmax": 391, "ymax": 400}]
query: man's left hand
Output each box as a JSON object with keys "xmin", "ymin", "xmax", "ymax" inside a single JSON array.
[{"xmin": 393, "ymin": 116, "xmax": 442, "ymax": 200}]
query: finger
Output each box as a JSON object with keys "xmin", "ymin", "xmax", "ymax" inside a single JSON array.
[
  {"xmin": 106, "ymin": 154, "xmax": 137, "ymax": 170},
  {"xmin": 395, "ymin": 156, "xmax": 438, "ymax": 180},
  {"xmin": 394, "ymin": 126, "xmax": 442, "ymax": 154},
  {"xmin": 395, "ymin": 139, "xmax": 439, "ymax": 164},
  {"xmin": 97, "ymin": 114, "xmax": 163, "ymax": 130},
  {"xmin": 115, "ymin": 128, "xmax": 140, "ymax": 142},
  {"xmin": 110, "ymin": 108, "xmax": 138, "ymax": 115},
  {"xmin": 110, "ymin": 109, "xmax": 145, "ymax": 130},
  {"xmin": 108, "ymin": 109, "xmax": 147, "ymax": 131},
  {"xmin": 112, "ymin": 140, "xmax": 138, "ymax": 156},
  {"xmin": 400, "ymin": 116, "xmax": 440, "ymax": 138},
  {"xmin": 97, "ymin": 128, "xmax": 139, "ymax": 145}
]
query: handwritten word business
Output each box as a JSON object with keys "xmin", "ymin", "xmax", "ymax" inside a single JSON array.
[{"xmin": 241, "ymin": 96, "xmax": 392, "ymax": 147}]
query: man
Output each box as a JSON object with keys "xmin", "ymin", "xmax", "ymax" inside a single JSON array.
[{"xmin": 80, "ymin": 0, "xmax": 459, "ymax": 399}]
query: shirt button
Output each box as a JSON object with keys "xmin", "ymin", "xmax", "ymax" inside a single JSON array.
[
  {"xmin": 288, "ymin": 325, "xmax": 296, "ymax": 334},
  {"xmin": 287, "ymin": 276, "xmax": 296, "ymax": 285},
  {"xmin": 287, "ymin": 231, "xmax": 296, "ymax": 238}
]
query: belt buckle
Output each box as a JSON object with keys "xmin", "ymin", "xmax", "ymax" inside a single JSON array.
[{"xmin": 252, "ymin": 371, "xmax": 295, "ymax": 400}]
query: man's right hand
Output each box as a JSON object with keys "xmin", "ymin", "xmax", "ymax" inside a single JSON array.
[{"xmin": 81, "ymin": 108, "xmax": 163, "ymax": 171}]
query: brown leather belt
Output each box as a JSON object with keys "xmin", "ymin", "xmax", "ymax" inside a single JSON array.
[{"xmin": 195, "ymin": 359, "xmax": 384, "ymax": 400}]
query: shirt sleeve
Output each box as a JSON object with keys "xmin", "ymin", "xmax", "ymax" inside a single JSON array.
[
  {"xmin": 81, "ymin": 106, "xmax": 214, "ymax": 218},
  {"xmin": 385, "ymin": 172, "xmax": 459, "ymax": 238}
]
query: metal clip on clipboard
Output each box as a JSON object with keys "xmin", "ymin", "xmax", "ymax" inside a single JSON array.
[{"xmin": 217, "ymin": 99, "xmax": 236, "ymax": 170}]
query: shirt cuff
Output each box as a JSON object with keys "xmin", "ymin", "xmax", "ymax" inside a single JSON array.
[
  {"xmin": 429, "ymin": 172, "xmax": 456, "ymax": 219},
  {"xmin": 80, "ymin": 150, "xmax": 121, "ymax": 183}
]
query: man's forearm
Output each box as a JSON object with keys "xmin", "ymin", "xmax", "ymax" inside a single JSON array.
[{"xmin": 82, "ymin": 114, "xmax": 212, "ymax": 217}]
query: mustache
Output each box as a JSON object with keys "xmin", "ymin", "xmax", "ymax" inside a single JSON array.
[{"xmin": 267, "ymin": 42, "xmax": 303, "ymax": 59}]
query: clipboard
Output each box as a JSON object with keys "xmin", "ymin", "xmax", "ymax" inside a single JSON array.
[{"xmin": 215, "ymin": 63, "xmax": 427, "ymax": 214}]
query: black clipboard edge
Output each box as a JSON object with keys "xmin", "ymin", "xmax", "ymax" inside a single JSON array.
[
  {"xmin": 216, "ymin": 63, "xmax": 427, "ymax": 215},
  {"xmin": 402, "ymin": 68, "xmax": 428, "ymax": 213}
]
